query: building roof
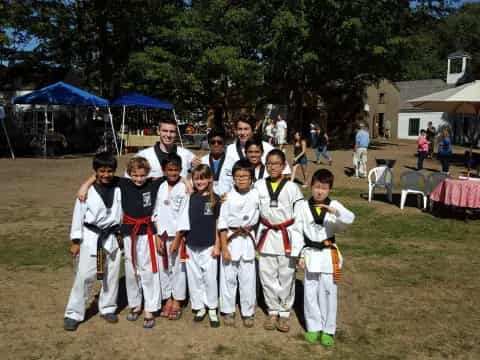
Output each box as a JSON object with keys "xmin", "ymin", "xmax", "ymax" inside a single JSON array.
[
  {"xmin": 448, "ymin": 50, "xmax": 472, "ymax": 59},
  {"xmin": 395, "ymin": 79, "xmax": 450, "ymax": 111}
]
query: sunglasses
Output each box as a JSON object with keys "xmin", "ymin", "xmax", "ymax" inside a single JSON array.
[{"xmin": 209, "ymin": 140, "xmax": 224, "ymax": 145}]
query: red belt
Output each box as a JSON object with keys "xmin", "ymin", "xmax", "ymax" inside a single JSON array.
[
  {"xmin": 123, "ymin": 214, "xmax": 158, "ymax": 273},
  {"xmin": 158, "ymin": 231, "xmax": 189, "ymax": 271},
  {"xmin": 256, "ymin": 218, "xmax": 295, "ymax": 254}
]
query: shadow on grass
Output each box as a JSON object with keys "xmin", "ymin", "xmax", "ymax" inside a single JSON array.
[{"xmin": 293, "ymin": 278, "xmax": 306, "ymax": 330}]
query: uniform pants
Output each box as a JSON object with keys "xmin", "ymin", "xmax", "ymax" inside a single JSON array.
[
  {"xmin": 258, "ymin": 254, "xmax": 296, "ymax": 318},
  {"xmin": 354, "ymin": 148, "xmax": 368, "ymax": 177},
  {"xmin": 186, "ymin": 245, "xmax": 218, "ymax": 310},
  {"xmin": 159, "ymin": 237, "xmax": 187, "ymax": 301},
  {"xmin": 220, "ymin": 257, "xmax": 256, "ymax": 317},
  {"xmin": 64, "ymin": 243, "xmax": 120, "ymax": 321},
  {"xmin": 124, "ymin": 234, "xmax": 162, "ymax": 313},
  {"xmin": 304, "ymin": 270, "xmax": 337, "ymax": 334}
]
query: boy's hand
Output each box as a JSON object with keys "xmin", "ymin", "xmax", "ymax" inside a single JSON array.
[
  {"xmin": 155, "ymin": 235, "xmax": 165, "ymax": 256},
  {"xmin": 322, "ymin": 239, "xmax": 332, "ymax": 247},
  {"xmin": 191, "ymin": 156, "xmax": 202, "ymax": 168},
  {"xmin": 183, "ymin": 178, "xmax": 194, "ymax": 194},
  {"xmin": 70, "ymin": 243, "xmax": 80, "ymax": 257},
  {"xmin": 77, "ymin": 184, "xmax": 89, "ymax": 202},
  {"xmin": 211, "ymin": 245, "xmax": 220, "ymax": 257},
  {"xmin": 221, "ymin": 248, "xmax": 232, "ymax": 263},
  {"xmin": 318, "ymin": 204, "xmax": 339, "ymax": 216},
  {"xmin": 169, "ymin": 238, "xmax": 179, "ymax": 254},
  {"xmin": 220, "ymin": 193, "xmax": 228, "ymax": 204},
  {"xmin": 297, "ymin": 257, "xmax": 305, "ymax": 270}
]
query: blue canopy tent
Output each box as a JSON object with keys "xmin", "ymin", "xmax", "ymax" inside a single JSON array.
[
  {"xmin": 13, "ymin": 81, "xmax": 118, "ymax": 157},
  {"xmin": 111, "ymin": 93, "xmax": 181, "ymax": 153}
]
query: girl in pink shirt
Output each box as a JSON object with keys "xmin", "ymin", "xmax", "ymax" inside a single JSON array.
[{"xmin": 417, "ymin": 129, "xmax": 429, "ymax": 170}]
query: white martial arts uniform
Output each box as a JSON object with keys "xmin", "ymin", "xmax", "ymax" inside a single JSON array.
[
  {"xmin": 201, "ymin": 153, "xmax": 230, "ymax": 196},
  {"xmin": 155, "ymin": 180, "xmax": 190, "ymax": 301},
  {"xmin": 185, "ymin": 193, "xmax": 220, "ymax": 311},
  {"xmin": 65, "ymin": 185, "xmax": 122, "ymax": 321},
  {"xmin": 135, "ymin": 143, "xmax": 194, "ymax": 178},
  {"xmin": 254, "ymin": 178, "xmax": 303, "ymax": 318},
  {"xmin": 218, "ymin": 188, "xmax": 260, "ymax": 317},
  {"xmin": 291, "ymin": 199, "xmax": 355, "ymax": 334},
  {"xmin": 275, "ymin": 120, "xmax": 287, "ymax": 145},
  {"xmin": 221, "ymin": 141, "xmax": 292, "ymax": 193}
]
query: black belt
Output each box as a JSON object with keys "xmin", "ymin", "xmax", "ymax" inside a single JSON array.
[
  {"xmin": 302, "ymin": 234, "xmax": 335, "ymax": 251},
  {"xmin": 84, "ymin": 223, "xmax": 120, "ymax": 280}
]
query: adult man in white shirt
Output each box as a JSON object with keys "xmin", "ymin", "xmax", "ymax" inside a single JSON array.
[{"xmin": 275, "ymin": 114, "xmax": 287, "ymax": 151}]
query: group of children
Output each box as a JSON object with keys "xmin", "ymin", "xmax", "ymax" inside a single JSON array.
[{"xmin": 63, "ymin": 148, "xmax": 354, "ymax": 348}]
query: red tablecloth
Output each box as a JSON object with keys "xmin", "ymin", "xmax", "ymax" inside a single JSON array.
[{"xmin": 430, "ymin": 178, "xmax": 480, "ymax": 208}]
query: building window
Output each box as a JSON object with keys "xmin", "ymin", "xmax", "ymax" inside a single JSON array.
[
  {"xmin": 379, "ymin": 93, "xmax": 385, "ymax": 104},
  {"xmin": 408, "ymin": 118, "xmax": 420, "ymax": 136},
  {"xmin": 450, "ymin": 58, "xmax": 463, "ymax": 74}
]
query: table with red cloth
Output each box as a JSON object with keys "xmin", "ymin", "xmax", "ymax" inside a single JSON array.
[{"xmin": 430, "ymin": 178, "xmax": 480, "ymax": 209}]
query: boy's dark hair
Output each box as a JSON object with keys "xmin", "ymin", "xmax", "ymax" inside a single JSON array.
[
  {"xmin": 93, "ymin": 152, "xmax": 117, "ymax": 171},
  {"xmin": 207, "ymin": 127, "xmax": 226, "ymax": 140},
  {"xmin": 159, "ymin": 118, "xmax": 177, "ymax": 126},
  {"xmin": 232, "ymin": 159, "xmax": 254, "ymax": 179},
  {"xmin": 420, "ymin": 129, "xmax": 426, "ymax": 134},
  {"xmin": 245, "ymin": 136, "xmax": 264, "ymax": 152},
  {"xmin": 266, "ymin": 148, "xmax": 286, "ymax": 164},
  {"xmin": 311, "ymin": 168, "xmax": 334, "ymax": 188},
  {"xmin": 233, "ymin": 112, "xmax": 256, "ymax": 131},
  {"xmin": 161, "ymin": 152, "xmax": 183, "ymax": 170}
]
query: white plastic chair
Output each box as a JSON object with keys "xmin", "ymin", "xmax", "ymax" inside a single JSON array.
[
  {"xmin": 368, "ymin": 166, "xmax": 393, "ymax": 203},
  {"xmin": 400, "ymin": 171, "xmax": 426, "ymax": 210}
]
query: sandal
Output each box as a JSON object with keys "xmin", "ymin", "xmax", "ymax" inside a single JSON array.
[
  {"xmin": 276, "ymin": 317, "xmax": 290, "ymax": 333},
  {"xmin": 160, "ymin": 300, "xmax": 173, "ymax": 318},
  {"xmin": 126, "ymin": 308, "xmax": 142, "ymax": 322},
  {"xmin": 143, "ymin": 317, "xmax": 155, "ymax": 329},
  {"xmin": 263, "ymin": 315, "xmax": 277, "ymax": 331},
  {"xmin": 223, "ymin": 313, "xmax": 235, "ymax": 327},
  {"xmin": 243, "ymin": 316, "xmax": 254, "ymax": 328},
  {"xmin": 169, "ymin": 307, "xmax": 183, "ymax": 320}
]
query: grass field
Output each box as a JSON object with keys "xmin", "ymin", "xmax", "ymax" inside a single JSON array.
[{"xmin": 0, "ymin": 144, "xmax": 479, "ymax": 359}]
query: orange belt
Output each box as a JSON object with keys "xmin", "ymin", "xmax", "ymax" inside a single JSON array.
[
  {"xmin": 228, "ymin": 226, "xmax": 255, "ymax": 243},
  {"xmin": 123, "ymin": 214, "xmax": 158, "ymax": 273},
  {"xmin": 256, "ymin": 218, "xmax": 295, "ymax": 254},
  {"xmin": 330, "ymin": 246, "xmax": 341, "ymax": 283}
]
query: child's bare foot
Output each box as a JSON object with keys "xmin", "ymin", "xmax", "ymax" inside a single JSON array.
[
  {"xmin": 169, "ymin": 299, "xmax": 183, "ymax": 320},
  {"xmin": 223, "ymin": 313, "xmax": 235, "ymax": 327},
  {"xmin": 160, "ymin": 298, "xmax": 173, "ymax": 318}
]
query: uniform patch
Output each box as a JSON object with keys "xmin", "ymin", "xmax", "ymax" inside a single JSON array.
[
  {"xmin": 142, "ymin": 191, "xmax": 152, "ymax": 207},
  {"xmin": 204, "ymin": 202, "xmax": 213, "ymax": 216}
]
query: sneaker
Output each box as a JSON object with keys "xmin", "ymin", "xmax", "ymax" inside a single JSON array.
[
  {"xmin": 63, "ymin": 317, "xmax": 79, "ymax": 331},
  {"xmin": 208, "ymin": 309, "xmax": 220, "ymax": 328},
  {"xmin": 101, "ymin": 313, "xmax": 118, "ymax": 324},
  {"xmin": 243, "ymin": 316, "xmax": 254, "ymax": 328},
  {"xmin": 223, "ymin": 313, "xmax": 235, "ymax": 327},
  {"xmin": 320, "ymin": 333, "xmax": 335, "ymax": 347},
  {"xmin": 194, "ymin": 308, "xmax": 207, "ymax": 322},
  {"xmin": 263, "ymin": 315, "xmax": 277, "ymax": 331},
  {"xmin": 304, "ymin": 331, "xmax": 320, "ymax": 344}
]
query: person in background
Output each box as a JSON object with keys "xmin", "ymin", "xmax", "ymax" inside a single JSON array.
[
  {"xmin": 353, "ymin": 123, "xmax": 370, "ymax": 178},
  {"xmin": 309, "ymin": 122, "xmax": 317, "ymax": 148},
  {"xmin": 315, "ymin": 128, "xmax": 332, "ymax": 166},
  {"xmin": 426, "ymin": 122, "xmax": 436, "ymax": 159},
  {"xmin": 264, "ymin": 118, "xmax": 275, "ymax": 145},
  {"xmin": 383, "ymin": 118, "xmax": 391, "ymax": 140},
  {"xmin": 438, "ymin": 129, "xmax": 452, "ymax": 174},
  {"xmin": 291, "ymin": 131, "xmax": 308, "ymax": 187},
  {"xmin": 417, "ymin": 129, "xmax": 429, "ymax": 170},
  {"xmin": 275, "ymin": 114, "xmax": 288, "ymax": 152},
  {"xmin": 201, "ymin": 128, "xmax": 229, "ymax": 196}
]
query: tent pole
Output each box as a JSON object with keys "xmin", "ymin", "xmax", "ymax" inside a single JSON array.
[
  {"xmin": 108, "ymin": 106, "xmax": 120, "ymax": 157},
  {"xmin": 172, "ymin": 109, "xmax": 184, "ymax": 147},
  {"xmin": 120, "ymin": 105, "xmax": 126, "ymax": 155},
  {"xmin": 0, "ymin": 118, "xmax": 15, "ymax": 160},
  {"xmin": 44, "ymin": 106, "xmax": 48, "ymax": 158}
]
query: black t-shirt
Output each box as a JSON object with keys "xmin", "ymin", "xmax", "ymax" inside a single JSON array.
[
  {"xmin": 116, "ymin": 176, "xmax": 165, "ymax": 236},
  {"xmin": 185, "ymin": 192, "xmax": 220, "ymax": 248},
  {"xmin": 317, "ymin": 131, "xmax": 327, "ymax": 147}
]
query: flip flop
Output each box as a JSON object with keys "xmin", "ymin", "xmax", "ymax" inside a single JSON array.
[
  {"xmin": 126, "ymin": 308, "xmax": 142, "ymax": 322},
  {"xmin": 143, "ymin": 317, "xmax": 155, "ymax": 329}
]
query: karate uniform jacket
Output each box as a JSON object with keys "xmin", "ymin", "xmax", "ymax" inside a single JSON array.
[
  {"xmin": 201, "ymin": 153, "xmax": 231, "ymax": 196},
  {"xmin": 154, "ymin": 181, "xmax": 190, "ymax": 237},
  {"xmin": 217, "ymin": 188, "xmax": 260, "ymax": 261},
  {"xmin": 291, "ymin": 199, "xmax": 354, "ymax": 273},
  {"xmin": 70, "ymin": 185, "xmax": 122, "ymax": 255},
  {"xmin": 135, "ymin": 144, "xmax": 194, "ymax": 178}
]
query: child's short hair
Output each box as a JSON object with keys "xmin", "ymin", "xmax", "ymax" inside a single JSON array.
[
  {"xmin": 207, "ymin": 128, "xmax": 226, "ymax": 140},
  {"xmin": 311, "ymin": 168, "xmax": 334, "ymax": 188},
  {"xmin": 266, "ymin": 148, "xmax": 286, "ymax": 164},
  {"xmin": 232, "ymin": 159, "xmax": 254, "ymax": 179},
  {"xmin": 245, "ymin": 136, "xmax": 264, "ymax": 152},
  {"xmin": 161, "ymin": 152, "xmax": 182, "ymax": 170},
  {"xmin": 93, "ymin": 152, "xmax": 117, "ymax": 171},
  {"xmin": 233, "ymin": 112, "xmax": 256, "ymax": 130},
  {"xmin": 127, "ymin": 156, "xmax": 151, "ymax": 175},
  {"xmin": 420, "ymin": 129, "xmax": 426, "ymax": 134}
]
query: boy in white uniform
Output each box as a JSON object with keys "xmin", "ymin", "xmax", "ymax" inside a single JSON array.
[
  {"xmin": 200, "ymin": 128, "xmax": 230, "ymax": 196},
  {"xmin": 254, "ymin": 149, "xmax": 303, "ymax": 332},
  {"xmin": 64, "ymin": 152, "xmax": 122, "ymax": 331},
  {"xmin": 218, "ymin": 159, "xmax": 260, "ymax": 328},
  {"xmin": 292, "ymin": 169, "xmax": 355, "ymax": 347},
  {"xmin": 155, "ymin": 153, "xmax": 190, "ymax": 320}
]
